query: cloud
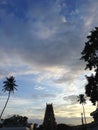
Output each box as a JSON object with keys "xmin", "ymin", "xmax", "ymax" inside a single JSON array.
[
  {"xmin": 63, "ymin": 95, "xmax": 78, "ymax": 105},
  {"xmin": 0, "ymin": 96, "xmax": 33, "ymax": 107},
  {"xmin": 0, "ymin": 0, "xmax": 82, "ymax": 70},
  {"xmin": 0, "ymin": 0, "xmax": 98, "ymax": 69},
  {"xmin": 54, "ymin": 71, "xmax": 79, "ymax": 84},
  {"xmin": 32, "ymin": 93, "xmax": 57, "ymax": 100},
  {"xmin": 56, "ymin": 116, "xmax": 93, "ymax": 125},
  {"xmin": 0, "ymin": 0, "xmax": 97, "ymax": 77},
  {"xmin": 34, "ymin": 86, "xmax": 45, "ymax": 90}
]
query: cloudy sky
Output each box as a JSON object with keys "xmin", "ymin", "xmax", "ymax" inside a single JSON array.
[{"xmin": 0, "ymin": 0, "xmax": 98, "ymax": 126}]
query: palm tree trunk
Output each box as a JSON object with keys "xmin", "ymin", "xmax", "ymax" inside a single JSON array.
[
  {"xmin": 81, "ymin": 113, "xmax": 84, "ymax": 125},
  {"xmin": 82, "ymin": 103, "xmax": 87, "ymax": 124},
  {"xmin": 0, "ymin": 91, "xmax": 10, "ymax": 120}
]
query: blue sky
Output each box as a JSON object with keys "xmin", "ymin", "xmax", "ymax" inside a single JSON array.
[{"xmin": 0, "ymin": 0, "xmax": 98, "ymax": 125}]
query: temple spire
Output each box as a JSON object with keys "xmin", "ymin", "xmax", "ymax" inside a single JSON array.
[{"xmin": 43, "ymin": 103, "xmax": 57, "ymax": 130}]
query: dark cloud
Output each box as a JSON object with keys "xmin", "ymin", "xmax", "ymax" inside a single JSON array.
[
  {"xmin": 54, "ymin": 72, "xmax": 78, "ymax": 83},
  {"xmin": 63, "ymin": 95, "xmax": 77, "ymax": 104},
  {"xmin": 32, "ymin": 93, "xmax": 57, "ymax": 100},
  {"xmin": 0, "ymin": 0, "xmax": 97, "ymax": 88},
  {"xmin": 0, "ymin": 0, "xmax": 97, "ymax": 84},
  {"xmin": 0, "ymin": 0, "xmax": 85, "ymax": 71}
]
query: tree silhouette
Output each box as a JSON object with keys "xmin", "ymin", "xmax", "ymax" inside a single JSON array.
[
  {"xmin": 3, "ymin": 115, "xmax": 28, "ymax": 127},
  {"xmin": 81, "ymin": 27, "xmax": 98, "ymax": 107},
  {"xmin": 77, "ymin": 94, "xmax": 87, "ymax": 124},
  {"xmin": 0, "ymin": 76, "xmax": 17, "ymax": 120}
]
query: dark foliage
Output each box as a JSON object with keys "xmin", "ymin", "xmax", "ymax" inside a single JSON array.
[
  {"xmin": 3, "ymin": 115, "xmax": 28, "ymax": 127},
  {"xmin": 57, "ymin": 124, "xmax": 73, "ymax": 130},
  {"xmin": 81, "ymin": 27, "xmax": 98, "ymax": 106},
  {"xmin": 2, "ymin": 76, "xmax": 17, "ymax": 93},
  {"xmin": 77, "ymin": 94, "xmax": 86, "ymax": 104},
  {"xmin": 36, "ymin": 124, "xmax": 43, "ymax": 130},
  {"xmin": 35, "ymin": 123, "xmax": 74, "ymax": 130}
]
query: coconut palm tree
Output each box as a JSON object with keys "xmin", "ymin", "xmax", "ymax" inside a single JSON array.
[
  {"xmin": 77, "ymin": 94, "xmax": 87, "ymax": 125},
  {"xmin": 0, "ymin": 76, "xmax": 17, "ymax": 120}
]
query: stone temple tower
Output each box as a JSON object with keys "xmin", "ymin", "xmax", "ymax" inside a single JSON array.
[{"xmin": 43, "ymin": 103, "xmax": 57, "ymax": 130}]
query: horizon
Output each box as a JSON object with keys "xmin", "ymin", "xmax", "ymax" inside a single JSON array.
[{"xmin": 0, "ymin": 0, "xmax": 98, "ymax": 126}]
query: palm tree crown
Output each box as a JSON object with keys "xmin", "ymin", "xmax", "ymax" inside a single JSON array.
[
  {"xmin": 2, "ymin": 76, "xmax": 17, "ymax": 93},
  {"xmin": 77, "ymin": 94, "xmax": 86, "ymax": 104}
]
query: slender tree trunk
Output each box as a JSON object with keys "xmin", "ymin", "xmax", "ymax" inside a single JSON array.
[
  {"xmin": 81, "ymin": 113, "xmax": 84, "ymax": 125},
  {"xmin": 82, "ymin": 103, "xmax": 87, "ymax": 125},
  {"xmin": 0, "ymin": 91, "xmax": 10, "ymax": 120}
]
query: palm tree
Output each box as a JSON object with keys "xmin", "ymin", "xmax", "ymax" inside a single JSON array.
[
  {"xmin": 77, "ymin": 94, "xmax": 87, "ymax": 125},
  {"xmin": 0, "ymin": 76, "xmax": 17, "ymax": 120}
]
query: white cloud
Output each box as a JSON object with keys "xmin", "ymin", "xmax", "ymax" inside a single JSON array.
[
  {"xmin": 34, "ymin": 22, "xmax": 57, "ymax": 39},
  {"xmin": 34, "ymin": 86, "xmax": 45, "ymax": 90},
  {"xmin": 61, "ymin": 16, "xmax": 67, "ymax": 23},
  {"xmin": 0, "ymin": 96, "xmax": 33, "ymax": 107}
]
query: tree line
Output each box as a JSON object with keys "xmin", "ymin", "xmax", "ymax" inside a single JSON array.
[{"xmin": 79, "ymin": 27, "xmax": 98, "ymax": 125}]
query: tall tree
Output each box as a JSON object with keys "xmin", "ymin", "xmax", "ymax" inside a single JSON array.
[
  {"xmin": 81, "ymin": 27, "xmax": 98, "ymax": 107},
  {"xmin": 77, "ymin": 94, "xmax": 87, "ymax": 124},
  {"xmin": 0, "ymin": 76, "xmax": 17, "ymax": 120}
]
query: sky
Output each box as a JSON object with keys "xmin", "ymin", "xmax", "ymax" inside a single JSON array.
[{"xmin": 0, "ymin": 0, "xmax": 98, "ymax": 126}]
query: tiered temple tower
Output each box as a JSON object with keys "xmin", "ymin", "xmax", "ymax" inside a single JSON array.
[{"xmin": 43, "ymin": 104, "xmax": 57, "ymax": 130}]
